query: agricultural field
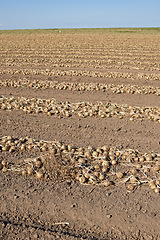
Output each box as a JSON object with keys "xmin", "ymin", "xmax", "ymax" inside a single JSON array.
[{"xmin": 0, "ymin": 28, "xmax": 160, "ymax": 239}]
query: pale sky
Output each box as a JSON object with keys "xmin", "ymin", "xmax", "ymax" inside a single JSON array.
[{"xmin": 0, "ymin": 0, "xmax": 160, "ymax": 30}]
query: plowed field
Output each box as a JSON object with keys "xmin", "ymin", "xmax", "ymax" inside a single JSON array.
[{"xmin": 0, "ymin": 28, "xmax": 160, "ymax": 239}]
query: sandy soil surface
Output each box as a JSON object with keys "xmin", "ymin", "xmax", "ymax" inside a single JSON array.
[{"xmin": 0, "ymin": 29, "xmax": 160, "ymax": 239}]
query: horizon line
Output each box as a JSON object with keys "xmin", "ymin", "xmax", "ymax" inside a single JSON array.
[{"xmin": 0, "ymin": 26, "xmax": 160, "ymax": 31}]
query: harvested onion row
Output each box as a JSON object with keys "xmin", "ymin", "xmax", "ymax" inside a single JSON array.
[
  {"xmin": 0, "ymin": 78, "xmax": 160, "ymax": 96},
  {"xmin": 0, "ymin": 135, "xmax": 160, "ymax": 194},
  {"xmin": 0, "ymin": 96, "xmax": 160, "ymax": 122},
  {"xmin": 1, "ymin": 53, "xmax": 160, "ymax": 71},
  {"xmin": 0, "ymin": 68, "xmax": 160, "ymax": 81}
]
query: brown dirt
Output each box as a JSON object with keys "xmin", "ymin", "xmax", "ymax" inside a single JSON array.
[{"xmin": 0, "ymin": 29, "xmax": 160, "ymax": 240}]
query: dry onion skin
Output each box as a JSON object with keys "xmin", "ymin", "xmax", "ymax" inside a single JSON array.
[{"xmin": 36, "ymin": 171, "xmax": 44, "ymax": 179}]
